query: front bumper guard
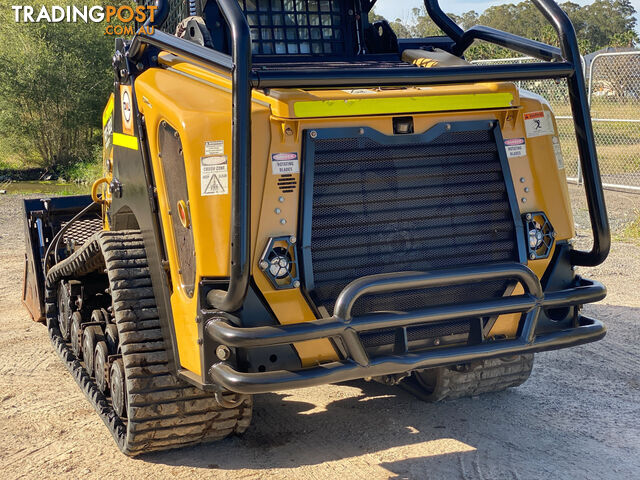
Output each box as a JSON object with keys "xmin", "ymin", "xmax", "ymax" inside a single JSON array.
[{"xmin": 206, "ymin": 263, "xmax": 606, "ymax": 394}]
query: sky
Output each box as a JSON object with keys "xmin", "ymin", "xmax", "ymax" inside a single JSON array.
[{"xmin": 375, "ymin": 0, "xmax": 640, "ymax": 31}]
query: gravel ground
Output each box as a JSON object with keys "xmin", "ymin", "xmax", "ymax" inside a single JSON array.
[{"xmin": 0, "ymin": 186, "xmax": 639, "ymax": 480}]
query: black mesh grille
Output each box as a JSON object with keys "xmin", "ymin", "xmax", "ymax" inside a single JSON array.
[
  {"xmin": 305, "ymin": 125, "xmax": 520, "ymax": 317},
  {"xmin": 240, "ymin": 0, "xmax": 347, "ymax": 55},
  {"xmin": 139, "ymin": 0, "xmax": 348, "ymax": 55},
  {"xmin": 61, "ymin": 218, "xmax": 102, "ymax": 247}
]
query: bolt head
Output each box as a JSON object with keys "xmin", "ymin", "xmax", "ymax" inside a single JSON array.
[
  {"xmin": 259, "ymin": 260, "xmax": 269, "ymax": 270},
  {"xmin": 525, "ymin": 213, "xmax": 532, "ymax": 221},
  {"xmin": 280, "ymin": 218, "xmax": 286, "ymax": 225},
  {"xmin": 293, "ymin": 280, "xmax": 301, "ymax": 288},
  {"xmin": 433, "ymin": 338, "xmax": 441, "ymax": 346},
  {"xmin": 520, "ymin": 177, "xmax": 526, "ymax": 183},
  {"xmin": 521, "ymin": 197, "xmax": 527, "ymax": 203},
  {"xmin": 278, "ymin": 196, "xmax": 285, "ymax": 203},
  {"xmin": 274, "ymin": 208, "xmax": 281, "ymax": 214},
  {"xmin": 530, "ymin": 252, "xmax": 537, "ymax": 260},
  {"xmin": 289, "ymin": 236, "xmax": 296, "ymax": 244},
  {"xmin": 309, "ymin": 130, "xmax": 317, "ymax": 138},
  {"xmin": 216, "ymin": 345, "xmax": 231, "ymax": 361}
]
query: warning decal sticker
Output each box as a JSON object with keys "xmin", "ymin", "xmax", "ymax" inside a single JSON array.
[
  {"xmin": 205, "ymin": 140, "xmax": 224, "ymax": 155},
  {"xmin": 524, "ymin": 110, "xmax": 554, "ymax": 138},
  {"xmin": 341, "ymin": 89, "xmax": 377, "ymax": 95},
  {"xmin": 504, "ymin": 137, "xmax": 527, "ymax": 158},
  {"xmin": 271, "ymin": 152, "xmax": 299, "ymax": 175},
  {"xmin": 120, "ymin": 85, "xmax": 134, "ymax": 136},
  {"xmin": 552, "ymin": 136, "xmax": 564, "ymax": 169},
  {"xmin": 201, "ymin": 156, "xmax": 228, "ymax": 196}
]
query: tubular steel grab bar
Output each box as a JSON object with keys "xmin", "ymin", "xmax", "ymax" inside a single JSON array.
[{"xmin": 205, "ymin": 263, "xmax": 606, "ymax": 394}]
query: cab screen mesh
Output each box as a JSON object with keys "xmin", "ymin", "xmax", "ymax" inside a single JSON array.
[{"xmin": 239, "ymin": 0, "xmax": 347, "ymax": 55}]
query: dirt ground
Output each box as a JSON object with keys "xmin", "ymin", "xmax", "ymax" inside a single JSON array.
[{"xmin": 1, "ymin": 185, "xmax": 639, "ymax": 480}]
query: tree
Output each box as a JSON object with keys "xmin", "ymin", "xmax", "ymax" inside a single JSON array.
[
  {"xmin": 0, "ymin": 1, "xmax": 114, "ymax": 170},
  {"xmin": 373, "ymin": 0, "xmax": 638, "ymax": 59},
  {"xmin": 410, "ymin": 7, "xmax": 445, "ymax": 37},
  {"xmin": 369, "ymin": 8, "xmax": 414, "ymax": 38}
]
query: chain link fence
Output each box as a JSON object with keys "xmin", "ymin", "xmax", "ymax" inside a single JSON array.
[
  {"xmin": 473, "ymin": 52, "xmax": 640, "ymax": 193},
  {"xmin": 588, "ymin": 52, "xmax": 640, "ymax": 191}
]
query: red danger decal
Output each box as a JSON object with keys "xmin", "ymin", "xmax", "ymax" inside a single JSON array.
[
  {"xmin": 523, "ymin": 111, "xmax": 544, "ymax": 120},
  {"xmin": 272, "ymin": 152, "xmax": 297, "ymax": 161}
]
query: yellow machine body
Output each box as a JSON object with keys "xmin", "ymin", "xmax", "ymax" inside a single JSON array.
[{"xmin": 105, "ymin": 54, "xmax": 574, "ymax": 377}]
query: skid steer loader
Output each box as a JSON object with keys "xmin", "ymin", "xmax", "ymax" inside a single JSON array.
[{"xmin": 22, "ymin": 0, "xmax": 610, "ymax": 455}]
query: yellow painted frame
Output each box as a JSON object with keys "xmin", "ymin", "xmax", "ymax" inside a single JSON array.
[{"xmin": 122, "ymin": 55, "xmax": 575, "ymax": 376}]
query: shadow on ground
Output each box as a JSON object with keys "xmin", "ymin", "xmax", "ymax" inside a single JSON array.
[{"xmin": 139, "ymin": 304, "xmax": 640, "ymax": 479}]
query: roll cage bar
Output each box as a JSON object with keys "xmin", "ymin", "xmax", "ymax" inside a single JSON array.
[{"xmin": 128, "ymin": 0, "xmax": 609, "ymax": 313}]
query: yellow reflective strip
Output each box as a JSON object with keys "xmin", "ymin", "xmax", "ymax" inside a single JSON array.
[
  {"xmin": 113, "ymin": 132, "xmax": 139, "ymax": 150},
  {"xmin": 293, "ymin": 93, "xmax": 514, "ymax": 118},
  {"xmin": 102, "ymin": 94, "xmax": 114, "ymax": 127}
]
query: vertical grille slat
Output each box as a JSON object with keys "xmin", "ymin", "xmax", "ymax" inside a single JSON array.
[{"xmin": 301, "ymin": 123, "xmax": 522, "ymax": 318}]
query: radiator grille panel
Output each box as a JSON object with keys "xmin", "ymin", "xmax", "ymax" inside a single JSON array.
[{"xmin": 304, "ymin": 125, "xmax": 521, "ymax": 317}]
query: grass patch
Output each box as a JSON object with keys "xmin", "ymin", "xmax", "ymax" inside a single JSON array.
[
  {"xmin": 555, "ymin": 115, "xmax": 640, "ymax": 178},
  {"xmin": 615, "ymin": 211, "xmax": 640, "ymax": 245}
]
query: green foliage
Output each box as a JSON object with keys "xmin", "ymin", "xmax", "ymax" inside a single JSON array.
[
  {"xmin": 372, "ymin": 0, "xmax": 638, "ymax": 59},
  {"xmin": 58, "ymin": 144, "xmax": 103, "ymax": 183},
  {"xmin": 0, "ymin": 0, "xmax": 114, "ymax": 171},
  {"xmin": 61, "ymin": 158, "xmax": 103, "ymax": 183}
]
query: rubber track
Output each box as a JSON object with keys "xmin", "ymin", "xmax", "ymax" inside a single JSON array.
[
  {"xmin": 45, "ymin": 230, "xmax": 252, "ymax": 455},
  {"xmin": 401, "ymin": 354, "xmax": 534, "ymax": 402}
]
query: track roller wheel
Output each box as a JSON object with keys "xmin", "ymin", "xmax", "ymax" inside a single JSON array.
[
  {"xmin": 401, "ymin": 354, "xmax": 534, "ymax": 402},
  {"xmin": 94, "ymin": 341, "xmax": 110, "ymax": 394},
  {"xmin": 101, "ymin": 307, "xmax": 113, "ymax": 324},
  {"xmin": 90, "ymin": 308, "xmax": 107, "ymax": 325},
  {"xmin": 82, "ymin": 326, "xmax": 104, "ymax": 377},
  {"xmin": 70, "ymin": 311, "xmax": 83, "ymax": 358},
  {"xmin": 110, "ymin": 358, "xmax": 126, "ymax": 418},
  {"xmin": 57, "ymin": 281, "xmax": 72, "ymax": 341},
  {"xmin": 104, "ymin": 324, "xmax": 119, "ymax": 355}
]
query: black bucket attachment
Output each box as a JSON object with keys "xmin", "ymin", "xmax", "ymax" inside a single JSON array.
[{"xmin": 22, "ymin": 195, "xmax": 101, "ymax": 322}]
